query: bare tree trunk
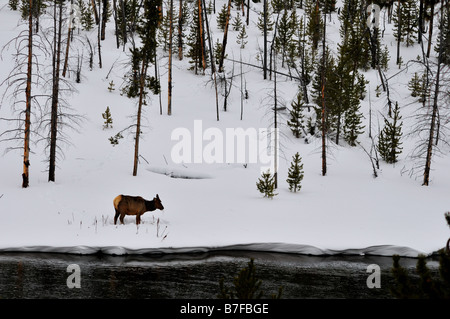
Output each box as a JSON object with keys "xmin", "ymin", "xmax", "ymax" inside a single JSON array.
[
  {"xmin": 198, "ymin": 0, "xmax": 206, "ymax": 73},
  {"xmin": 263, "ymin": 0, "xmax": 267, "ymax": 79},
  {"xmin": 62, "ymin": 0, "xmax": 73, "ymax": 78},
  {"xmin": 101, "ymin": 0, "xmax": 107, "ymax": 40},
  {"xmin": 98, "ymin": 0, "xmax": 102, "ymax": 68},
  {"xmin": 133, "ymin": 60, "xmax": 149, "ymax": 176},
  {"xmin": 218, "ymin": 0, "xmax": 232, "ymax": 73},
  {"xmin": 91, "ymin": 0, "xmax": 100, "ymax": 25},
  {"xmin": 168, "ymin": 0, "xmax": 173, "ymax": 116},
  {"xmin": 273, "ymin": 51, "xmax": 278, "ymax": 188},
  {"xmin": 178, "ymin": 0, "xmax": 183, "ymax": 60},
  {"xmin": 321, "ymin": 12, "xmax": 327, "ymax": 177},
  {"xmin": 396, "ymin": 0, "xmax": 402, "ymax": 65},
  {"xmin": 423, "ymin": 0, "xmax": 444, "ymax": 186},
  {"xmin": 426, "ymin": 4, "xmax": 435, "ymax": 58},
  {"xmin": 22, "ymin": 0, "xmax": 34, "ymax": 188},
  {"xmin": 49, "ymin": 0, "xmax": 63, "ymax": 182},
  {"xmin": 120, "ymin": 0, "xmax": 127, "ymax": 47},
  {"xmin": 113, "ymin": 0, "xmax": 120, "ymax": 48},
  {"xmin": 246, "ymin": 0, "xmax": 250, "ymax": 26}
]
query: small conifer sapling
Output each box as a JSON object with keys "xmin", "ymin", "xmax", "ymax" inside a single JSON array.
[
  {"xmin": 256, "ymin": 170, "xmax": 278, "ymax": 198},
  {"xmin": 286, "ymin": 152, "xmax": 304, "ymax": 192}
]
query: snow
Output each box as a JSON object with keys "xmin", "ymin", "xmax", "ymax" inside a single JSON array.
[{"xmin": 0, "ymin": 1, "xmax": 449, "ymax": 258}]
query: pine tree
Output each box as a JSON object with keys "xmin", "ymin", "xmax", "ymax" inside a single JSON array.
[
  {"xmin": 393, "ymin": 0, "xmax": 418, "ymax": 47},
  {"xmin": 79, "ymin": 0, "xmax": 95, "ymax": 31},
  {"xmin": 377, "ymin": 102, "xmax": 403, "ymax": 164},
  {"xmin": 287, "ymin": 152, "xmax": 304, "ymax": 192},
  {"xmin": 186, "ymin": 5, "xmax": 206, "ymax": 74},
  {"xmin": 107, "ymin": 80, "xmax": 115, "ymax": 92},
  {"xmin": 271, "ymin": 0, "xmax": 284, "ymax": 13},
  {"xmin": 232, "ymin": 12, "xmax": 243, "ymax": 31},
  {"xmin": 257, "ymin": 5, "xmax": 274, "ymax": 34},
  {"xmin": 236, "ymin": 24, "xmax": 248, "ymax": 48},
  {"xmin": 306, "ymin": 0, "xmax": 323, "ymax": 51},
  {"xmin": 102, "ymin": 106, "xmax": 113, "ymax": 129},
  {"xmin": 217, "ymin": 3, "xmax": 229, "ymax": 31},
  {"xmin": 343, "ymin": 97, "xmax": 364, "ymax": 147},
  {"xmin": 380, "ymin": 45, "xmax": 390, "ymax": 71},
  {"xmin": 287, "ymin": 92, "xmax": 305, "ymax": 138},
  {"xmin": 435, "ymin": 5, "xmax": 450, "ymax": 65},
  {"xmin": 275, "ymin": 9, "xmax": 294, "ymax": 67},
  {"xmin": 408, "ymin": 72, "xmax": 422, "ymax": 97},
  {"xmin": 158, "ymin": 9, "xmax": 173, "ymax": 52},
  {"xmin": 256, "ymin": 170, "xmax": 278, "ymax": 198},
  {"xmin": 9, "ymin": 0, "xmax": 19, "ymax": 10}
]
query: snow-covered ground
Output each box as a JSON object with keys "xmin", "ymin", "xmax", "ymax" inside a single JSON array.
[{"xmin": 0, "ymin": 1, "xmax": 448, "ymax": 258}]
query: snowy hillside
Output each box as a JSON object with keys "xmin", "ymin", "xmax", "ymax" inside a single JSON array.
[{"xmin": 0, "ymin": 0, "xmax": 449, "ymax": 258}]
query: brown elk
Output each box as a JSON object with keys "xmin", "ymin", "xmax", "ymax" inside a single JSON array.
[{"xmin": 113, "ymin": 194, "xmax": 164, "ymax": 225}]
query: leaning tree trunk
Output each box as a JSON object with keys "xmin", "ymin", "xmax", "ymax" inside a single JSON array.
[
  {"xmin": 218, "ymin": 0, "xmax": 232, "ymax": 73},
  {"xmin": 62, "ymin": 0, "xmax": 73, "ymax": 78},
  {"xmin": 23, "ymin": 0, "xmax": 34, "ymax": 188},
  {"xmin": 423, "ymin": 0, "xmax": 444, "ymax": 186}
]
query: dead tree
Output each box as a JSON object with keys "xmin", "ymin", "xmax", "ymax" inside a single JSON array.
[
  {"xmin": 168, "ymin": 0, "xmax": 173, "ymax": 115},
  {"xmin": 218, "ymin": 0, "xmax": 231, "ymax": 73},
  {"xmin": 23, "ymin": 0, "xmax": 34, "ymax": 187},
  {"xmin": 48, "ymin": 0, "xmax": 64, "ymax": 182}
]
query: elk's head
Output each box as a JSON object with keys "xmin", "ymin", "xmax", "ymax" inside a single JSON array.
[{"xmin": 154, "ymin": 194, "xmax": 164, "ymax": 210}]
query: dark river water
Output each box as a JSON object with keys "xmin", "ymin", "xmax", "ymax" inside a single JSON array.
[{"xmin": 0, "ymin": 251, "xmax": 440, "ymax": 299}]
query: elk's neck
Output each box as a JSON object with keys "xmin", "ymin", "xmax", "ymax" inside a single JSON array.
[{"xmin": 145, "ymin": 200, "xmax": 156, "ymax": 212}]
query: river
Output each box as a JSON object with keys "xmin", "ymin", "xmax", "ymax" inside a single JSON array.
[{"xmin": 0, "ymin": 250, "xmax": 439, "ymax": 299}]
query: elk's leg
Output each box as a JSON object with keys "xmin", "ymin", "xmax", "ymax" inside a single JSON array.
[
  {"xmin": 119, "ymin": 212, "xmax": 125, "ymax": 224},
  {"xmin": 114, "ymin": 210, "xmax": 120, "ymax": 225},
  {"xmin": 136, "ymin": 214, "xmax": 141, "ymax": 225}
]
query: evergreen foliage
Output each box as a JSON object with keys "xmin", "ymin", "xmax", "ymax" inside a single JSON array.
[
  {"xmin": 236, "ymin": 25, "xmax": 248, "ymax": 49},
  {"xmin": 109, "ymin": 132, "xmax": 123, "ymax": 146},
  {"xmin": 257, "ymin": 5, "xmax": 274, "ymax": 34},
  {"xmin": 377, "ymin": 102, "xmax": 403, "ymax": 164},
  {"xmin": 102, "ymin": 106, "xmax": 113, "ymax": 129},
  {"xmin": 78, "ymin": 0, "xmax": 94, "ymax": 31},
  {"xmin": 217, "ymin": 3, "xmax": 229, "ymax": 31},
  {"xmin": 286, "ymin": 152, "xmax": 304, "ymax": 192},
  {"xmin": 305, "ymin": 0, "xmax": 323, "ymax": 51},
  {"xmin": 9, "ymin": 0, "xmax": 19, "ymax": 11},
  {"xmin": 393, "ymin": 0, "xmax": 418, "ymax": 47},
  {"xmin": 108, "ymin": 80, "xmax": 115, "ymax": 92},
  {"xmin": 275, "ymin": 9, "xmax": 295, "ymax": 67},
  {"xmin": 435, "ymin": 5, "xmax": 450, "ymax": 65},
  {"xmin": 343, "ymin": 99, "xmax": 365, "ymax": 146},
  {"xmin": 256, "ymin": 170, "xmax": 278, "ymax": 198},
  {"xmin": 287, "ymin": 92, "xmax": 305, "ymax": 138},
  {"xmin": 186, "ymin": 5, "xmax": 208, "ymax": 74},
  {"xmin": 232, "ymin": 12, "xmax": 243, "ymax": 31}
]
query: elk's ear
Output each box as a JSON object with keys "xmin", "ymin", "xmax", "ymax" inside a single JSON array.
[{"xmin": 156, "ymin": 194, "xmax": 160, "ymax": 199}]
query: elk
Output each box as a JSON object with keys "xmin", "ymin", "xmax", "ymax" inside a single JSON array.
[{"xmin": 113, "ymin": 194, "xmax": 164, "ymax": 225}]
